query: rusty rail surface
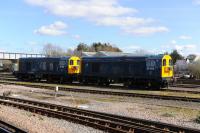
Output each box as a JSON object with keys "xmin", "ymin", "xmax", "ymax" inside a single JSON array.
[
  {"xmin": 0, "ymin": 119, "xmax": 26, "ymax": 133},
  {"xmin": 0, "ymin": 96, "xmax": 200, "ymax": 133}
]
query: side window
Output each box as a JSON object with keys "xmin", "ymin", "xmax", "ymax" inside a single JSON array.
[
  {"xmin": 163, "ymin": 59, "xmax": 166, "ymax": 66},
  {"xmin": 39, "ymin": 62, "xmax": 42, "ymax": 70},
  {"xmin": 146, "ymin": 60, "xmax": 156, "ymax": 70},
  {"xmin": 53, "ymin": 62, "xmax": 57, "ymax": 71},
  {"xmin": 43, "ymin": 62, "xmax": 46, "ymax": 70},
  {"xmin": 77, "ymin": 60, "xmax": 80, "ymax": 65},
  {"xmin": 70, "ymin": 60, "xmax": 73, "ymax": 65},
  {"xmin": 49, "ymin": 63, "xmax": 53, "ymax": 71},
  {"xmin": 59, "ymin": 61, "xmax": 65, "ymax": 68}
]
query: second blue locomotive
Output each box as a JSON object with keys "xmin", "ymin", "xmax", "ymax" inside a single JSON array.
[{"xmin": 15, "ymin": 54, "xmax": 173, "ymax": 89}]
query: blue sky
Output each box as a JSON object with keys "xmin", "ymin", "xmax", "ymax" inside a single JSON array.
[{"xmin": 0, "ymin": 0, "xmax": 200, "ymax": 56}]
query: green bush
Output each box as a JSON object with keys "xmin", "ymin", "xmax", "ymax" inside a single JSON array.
[{"xmin": 196, "ymin": 115, "xmax": 200, "ymax": 124}]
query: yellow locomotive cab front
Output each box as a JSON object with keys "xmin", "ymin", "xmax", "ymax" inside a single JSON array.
[
  {"xmin": 161, "ymin": 55, "xmax": 173, "ymax": 78},
  {"xmin": 68, "ymin": 56, "xmax": 81, "ymax": 75}
]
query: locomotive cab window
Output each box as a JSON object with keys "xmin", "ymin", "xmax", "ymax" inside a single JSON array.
[
  {"xmin": 163, "ymin": 59, "xmax": 166, "ymax": 66},
  {"xmin": 69, "ymin": 60, "xmax": 74, "ymax": 65},
  {"xmin": 77, "ymin": 60, "xmax": 80, "ymax": 65}
]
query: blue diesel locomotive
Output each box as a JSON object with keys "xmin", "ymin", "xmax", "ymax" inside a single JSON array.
[{"xmin": 15, "ymin": 54, "xmax": 173, "ymax": 89}]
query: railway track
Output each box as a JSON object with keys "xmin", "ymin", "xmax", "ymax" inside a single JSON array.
[
  {"xmin": 164, "ymin": 87, "xmax": 200, "ymax": 94},
  {"xmin": 1, "ymin": 75, "xmax": 200, "ymax": 93},
  {"xmin": 1, "ymin": 73, "xmax": 200, "ymax": 88},
  {"xmin": 0, "ymin": 80, "xmax": 200, "ymax": 103},
  {"xmin": 171, "ymin": 84, "xmax": 200, "ymax": 89},
  {"xmin": 0, "ymin": 96, "xmax": 200, "ymax": 133},
  {"xmin": 0, "ymin": 119, "xmax": 26, "ymax": 133},
  {"xmin": 1, "ymin": 76, "xmax": 200, "ymax": 94}
]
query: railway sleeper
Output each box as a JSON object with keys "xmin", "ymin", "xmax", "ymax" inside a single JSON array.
[{"xmin": 0, "ymin": 100, "xmax": 170, "ymax": 133}]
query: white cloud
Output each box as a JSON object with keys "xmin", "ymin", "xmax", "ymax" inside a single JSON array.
[
  {"xmin": 26, "ymin": 0, "xmax": 136, "ymax": 18},
  {"xmin": 95, "ymin": 17, "xmax": 154, "ymax": 27},
  {"xmin": 174, "ymin": 44, "xmax": 196, "ymax": 51},
  {"xmin": 27, "ymin": 41, "xmax": 38, "ymax": 46},
  {"xmin": 193, "ymin": 0, "xmax": 200, "ymax": 5},
  {"xmin": 162, "ymin": 42, "xmax": 198, "ymax": 56},
  {"xmin": 34, "ymin": 21, "xmax": 68, "ymax": 36},
  {"xmin": 179, "ymin": 35, "xmax": 192, "ymax": 40},
  {"xmin": 26, "ymin": 0, "xmax": 168, "ymax": 36},
  {"xmin": 174, "ymin": 44, "xmax": 198, "ymax": 55},
  {"xmin": 72, "ymin": 34, "xmax": 81, "ymax": 40},
  {"xmin": 0, "ymin": 49, "xmax": 5, "ymax": 52},
  {"xmin": 171, "ymin": 40, "xmax": 177, "ymax": 44},
  {"xmin": 122, "ymin": 45, "xmax": 155, "ymax": 55},
  {"xmin": 122, "ymin": 45, "xmax": 141, "ymax": 52},
  {"xmin": 123, "ymin": 26, "xmax": 169, "ymax": 36}
]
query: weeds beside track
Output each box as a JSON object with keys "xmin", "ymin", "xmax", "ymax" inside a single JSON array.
[{"xmin": 0, "ymin": 80, "xmax": 200, "ymax": 103}]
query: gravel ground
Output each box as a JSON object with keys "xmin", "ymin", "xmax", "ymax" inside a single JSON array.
[
  {"xmin": 169, "ymin": 86, "xmax": 200, "ymax": 92},
  {"xmin": 0, "ymin": 84, "xmax": 200, "ymax": 131},
  {"xmin": 0, "ymin": 105, "xmax": 103, "ymax": 133}
]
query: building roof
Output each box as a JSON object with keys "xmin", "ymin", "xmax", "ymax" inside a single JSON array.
[
  {"xmin": 81, "ymin": 52, "xmax": 97, "ymax": 57},
  {"xmin": 194, "ymin": 55, "xmax": 200, "ymax": 62},
  {"xmin": 82, "ymin": 51, "xmax": 151, "ymax": 57}
]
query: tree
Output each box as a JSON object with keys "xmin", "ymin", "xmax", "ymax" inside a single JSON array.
[
  {"xmin": 42, "ymin": 42, "xmax": 122, "ymax": 57},
  {"xmin": 75, "ymin": 42, "xmax": 122, "ymax": 53},
  {"xmin": 188, "ymin": 59, "xmax": 200, "ymax": 79},
  {"xmin": 76, "ymin": 43, "xmax": 89, "ymax": 52},
  {"xmin": 91, "ymin": 42, "xmax": 122, "ymax": 52},
  {"xmin": 187, "ymin": 54, "xmax": 196, "ymax": 62},
  {"xmin": 2, "ymin": 60, "xmax": 12, "ymax": 72},
  {"xmin": 42, "ymin": 43, "xmax": 71, "ymax": 57},
  {"xmin": 170, "ymin": 50, "xmax": 184, "ymax": 64}
]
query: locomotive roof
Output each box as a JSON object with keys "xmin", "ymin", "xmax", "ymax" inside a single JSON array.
[
  {"xmin": 82, "ymin": 54, "xmax": 165, "ymax": 59},
  {"xmin": 19, "ymin": 56, "xmax": 70, "ymax": 61},
  {"xmin": 19, "ymin": 56, "xmax": 70, "ymax": 60}
]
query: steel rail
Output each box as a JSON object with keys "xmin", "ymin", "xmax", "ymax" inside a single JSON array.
[
  {"xmin": 0, "ymin": 120, "xmax": 26, "ymax": 133},
  {"xmin": 1, "ymin": 75, "xmax": 200, "ymax": 92},
  {"xmin": 171, "ymin": 84, "xmax": 200, "ymax": 88},
  {"xmin": 1, "ymin": 96, "xmax": 200, "ymax": 133},
  {"xmin": 1, "ymin": 76, "xmax": 200, "ymax": 94},
  {"xmin": 1, "ymin": 80, "xmax": 200, "ymax": 103},
  {"xmin": 163, "ymin": 88, "xmax": 200, "ymax": 94},
  {"xmin": 0, "ymin": 99, "xmax": 174, "ymax": 133}
]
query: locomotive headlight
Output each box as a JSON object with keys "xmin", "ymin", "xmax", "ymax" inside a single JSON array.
[{"xmin": 164, "ymin": 67, "xmax": 170, "ymax": 73}]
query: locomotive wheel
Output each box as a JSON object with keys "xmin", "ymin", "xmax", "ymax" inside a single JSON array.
[
  {"xmin": 82, "ymin": 79, "xmax": 88, "ymax": 85},
  {"xmin": 104, "ymin": 82, "xmax": 110, "ymax": 86},
  {"xmin": 123, "ymin": 81, "xmax": 133, "ymax": 88},
  {"xmin": 47, "ymin": 77, "xmax": 53, "ymax": 83}
]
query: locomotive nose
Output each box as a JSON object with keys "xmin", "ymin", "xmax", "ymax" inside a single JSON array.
[
  {"xmin": 73, "ymin": 66, "xmax": 78, "ymax": 70},
  {"xmin": 164, "ymin": 67, "xmax": 170, "ymax": 72}
]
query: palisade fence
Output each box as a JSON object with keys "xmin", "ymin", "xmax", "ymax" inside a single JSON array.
[{"xmin": 0, "ymin": 52, "xmax": 46, "ymax": 60}]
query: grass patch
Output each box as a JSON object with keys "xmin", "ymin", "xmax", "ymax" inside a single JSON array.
[
  {"xmin": 18, "ymin": 92, "xmax": 54, "ymax": 100},
  {"xmin": 38, "ymin": 116, "xmax": 44, "ymax": 121},
  {"xmin": 71, "ymin": 99, "xmax": 90, "ymax": 105},
  {"xmin": 59, "ymin": 97, "xmax": 90, "ymax": 105},
  {"xmin": 156, "ymin": 106, "xmax": 200, "ymax": 119},
  {"xmin": 93, "ymin": 96, "xmax": 123, "ymax": 102},
  {"xmin": 23, "ymin": 111, "xmax": 34, "ymax": 117},
  {"xmin": 161, "ymin": 112, "xmax": 175, "ymax": 117},
  {"xmin": 195, "ymin": 115, "xmax": 200, "ymax": 124}
]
